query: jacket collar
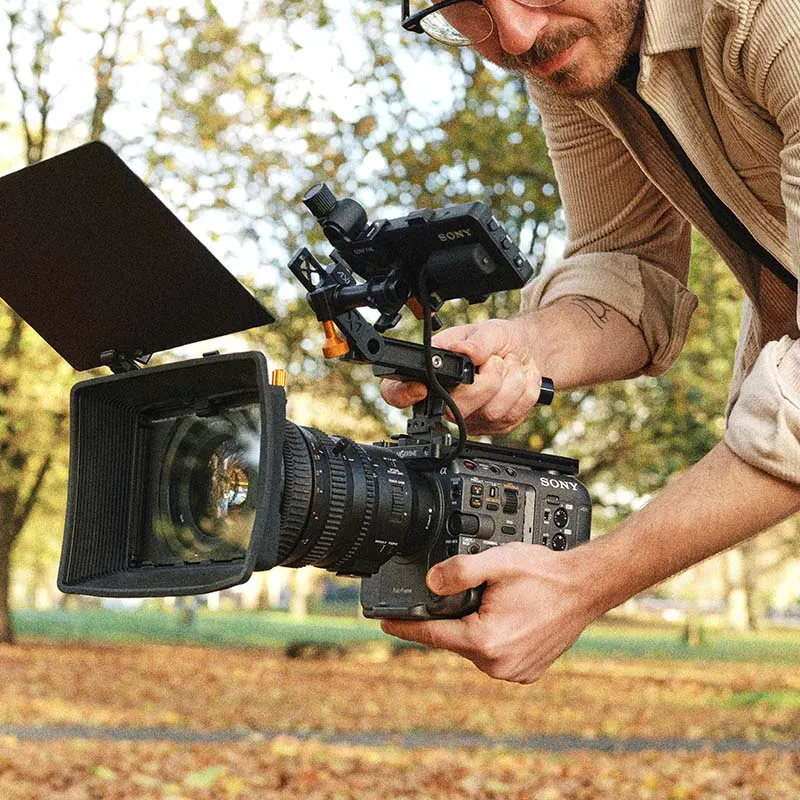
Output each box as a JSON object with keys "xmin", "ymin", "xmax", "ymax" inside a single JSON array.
[{"xmin": 639, "ymin": 0, "xmax": 704, "ymax": 56}]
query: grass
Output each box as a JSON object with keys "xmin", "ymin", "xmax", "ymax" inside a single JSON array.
[{"xmin": 10, "ymin": 607, "xmax": 800, "ymax": 665}]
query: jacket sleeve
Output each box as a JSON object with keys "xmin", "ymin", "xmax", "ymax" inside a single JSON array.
[
  {"xmin": 520, "ymin": 84, "xmax": 698, "ymax": 376},
  {"xmin": 721, "ymin": 0, "xmax": 800, "ymax": 484}
]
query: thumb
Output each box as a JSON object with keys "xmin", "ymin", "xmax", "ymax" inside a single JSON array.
[
  {"xmin": 426, "ymin": 548, "xmax": 495, "ymax": 595},
  {"xmin": 426, "ymin": 546, "xmax": 512, "ymax": 596},
  {"xmin": 430, "ymin": 324, "xmax": 480, "ymax": 359}
]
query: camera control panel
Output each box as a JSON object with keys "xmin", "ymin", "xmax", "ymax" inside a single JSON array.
[{"xmin": 434, "ymin": 454, "xmax": 591, "ymax": 567}]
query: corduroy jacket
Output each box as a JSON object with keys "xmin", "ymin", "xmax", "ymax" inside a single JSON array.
[{"xmin": 521, "ymin": 0, "xmax": 800, "ymax": 484}]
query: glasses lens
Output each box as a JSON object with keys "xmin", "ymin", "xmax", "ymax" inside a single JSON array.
[{"xmin": 410, "ymin": 2, "xmax": 494, "ymax": 46}]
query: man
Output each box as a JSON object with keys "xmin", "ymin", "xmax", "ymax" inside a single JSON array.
[{"xmin": 379, "ymin": 0, "xmax": 800, "ymax": 683}]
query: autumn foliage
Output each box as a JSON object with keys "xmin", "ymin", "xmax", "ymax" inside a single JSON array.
[{"xmin": 0, "ymin": 642, "xmax": 797, "ymax": 798}]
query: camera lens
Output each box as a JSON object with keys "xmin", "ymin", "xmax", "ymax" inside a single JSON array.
[
  {"xmin": 194, "ymin": 442, "xmax": 250, "ymax": 525},
  {"xmin": 152, "ymin": 407, "xmax": 260, "ymax": 564},
  {"xmin": 277, "ymin": 424, "xmax": 443, "ymax": 576},
  {"xmin": 147, "ymin": 409, "xmax": 443, "ymax": 578}
]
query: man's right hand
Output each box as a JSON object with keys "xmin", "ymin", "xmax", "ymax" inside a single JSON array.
[{"xmin": 380, "ymin": 317, "xmax": 547, "ymax": 436}]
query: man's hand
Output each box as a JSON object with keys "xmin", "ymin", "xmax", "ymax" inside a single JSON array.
[
  {"xmin": 381, "ymin": 543, "xmax": 595, "ymax": 684},
  {"xmin": 380, "ymin": 299, "xmax": 651, "ymax": 434},
  {"xmin": 380, "ymin": 318, "xmax": 546, "ymax": 435}
]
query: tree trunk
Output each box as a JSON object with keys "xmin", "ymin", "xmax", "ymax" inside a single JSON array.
[
  {"xmin": 741, "ymin": 539, "xmax": 762, "ymax": 632},
  {"xmin": 0, "ymin": 542, "xmax": 14, "ymax": 644},
  {"xmin": 724, "ymin": 549, "xmax": 750, "ymax": 632},
  {"xmin": 290, "ymin": 568, "xmax": 313, "ymax": 619}
]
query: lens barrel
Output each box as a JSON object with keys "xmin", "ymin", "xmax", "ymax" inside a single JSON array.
[{"xmin": 277, "ymin": 423, "xmax": 441, "ymax": 576}]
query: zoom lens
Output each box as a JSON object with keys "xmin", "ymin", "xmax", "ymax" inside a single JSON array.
[
  {"xmin": 146, "ymin": 410, "xmax": 443, "ymax": 578},
  {"xmin": 277, "ymin": 423, "xmax": 443, "ymax": 576},
  {"xmin": 149, "ymin": 406, "xmax": 261, "ymax": 565}
]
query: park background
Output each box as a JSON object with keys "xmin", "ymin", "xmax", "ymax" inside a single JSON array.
[{"xmin": 0, "ymin": 1, "xmax": 798, "ymax": 797}]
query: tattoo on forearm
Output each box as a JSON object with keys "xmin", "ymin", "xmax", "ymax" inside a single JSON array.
[{"xmin": 570, "ymin": 297, "xmax": 612, "ymax": 330}]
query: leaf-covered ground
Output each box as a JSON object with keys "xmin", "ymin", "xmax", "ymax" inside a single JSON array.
[
  {"xmin": 0, "ymin": 642, "xmax": 797, "ymax": 798},
  {"xmin": 1, "ymin": 738, "xmax": 799, "ymax": 799}
]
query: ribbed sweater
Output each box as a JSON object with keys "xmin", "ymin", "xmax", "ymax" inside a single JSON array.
[{"xmin": 521, "ymin": 0, "xmax": 800, "ymax": 484}]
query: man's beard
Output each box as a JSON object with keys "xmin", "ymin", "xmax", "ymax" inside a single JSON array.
[{"xmin": 497, "ymin": 0, "xmax": 642, "ymax": 99}]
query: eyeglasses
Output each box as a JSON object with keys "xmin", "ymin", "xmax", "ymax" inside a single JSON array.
[{"xmin": 401, "ymin": 0, "xmax": 568, "ymax": 47}]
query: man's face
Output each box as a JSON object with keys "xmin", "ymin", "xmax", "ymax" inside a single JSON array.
[{"xmin": 471, "ymin": 0, "xmax": 643, "ymax": 99}]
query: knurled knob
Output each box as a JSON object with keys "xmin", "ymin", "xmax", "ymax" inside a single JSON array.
[
  {"xmin": 303, "ymin": 183, "xmax": 337, "ymax": 219},
  {"xmin": 271, "ymin": 369, "xmax": 287, "ymax": 387}
]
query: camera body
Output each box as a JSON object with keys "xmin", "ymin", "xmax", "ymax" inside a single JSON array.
[
  {"xmin": 360, "ymin": 443, "xmax": 591, "ymax": 618},
  {"xmin": 57, "ymin": 351, "xmax": 590, "ymax": 618}
]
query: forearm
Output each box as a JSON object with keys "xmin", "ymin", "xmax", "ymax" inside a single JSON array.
[
  {"xmin": 521, "ymin": 295, "xmax": 650, "ymax": 390},
  {"xmin": 574, "ymin": 440, "xmax": 800, "ymax": 616}
]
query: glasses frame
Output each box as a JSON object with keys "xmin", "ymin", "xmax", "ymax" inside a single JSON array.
[{"xmin": 401, "ymin": 0, "xmax": 568, "ymax": 42}]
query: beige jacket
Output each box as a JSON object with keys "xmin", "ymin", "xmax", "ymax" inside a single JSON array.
[{"xmin": 521, "ymin": 0, "xmax": 800, "ymax": 484}]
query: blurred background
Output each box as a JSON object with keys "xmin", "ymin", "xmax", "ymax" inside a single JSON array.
[{"xmin": 1, "ymin": 0, "xmax": 797, "ymax": 641}]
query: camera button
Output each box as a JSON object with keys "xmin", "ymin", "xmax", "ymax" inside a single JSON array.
[
  {"xmin": 501, "ymin": 525, "xmax": 517, "ymax": 536},
  {"xmin": 553, "ymin": 507, "xmax": 570, "ymax": 529},
  {"xmin": 447, "ymin": 512, "xmax": 480, "ymax": 536},
  {"xmin": 551, "ymin": 532, "xmax": 568, "ymax": 551}
]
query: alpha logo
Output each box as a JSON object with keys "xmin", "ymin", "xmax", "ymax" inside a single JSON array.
[
  {"xmin": 437, "ymin": 229, "xmax": 473, "ymax": 242},
  {"xmin": 540, "ymin": 476, "xmax": 579, "ymax": 492}
]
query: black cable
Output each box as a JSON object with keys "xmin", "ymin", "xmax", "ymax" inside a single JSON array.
[{"xmin": 416, "ymin": 267, "xmax": 467, "ymax": 463}]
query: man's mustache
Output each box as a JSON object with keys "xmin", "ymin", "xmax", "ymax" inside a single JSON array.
[{"xmin": 499, "ymin": 24, "xmax": 593, "ymax": 72}]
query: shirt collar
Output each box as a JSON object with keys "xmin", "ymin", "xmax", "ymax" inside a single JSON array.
[{"xmin": 639, "ymin": 0, "xmax": 704, "ymax": 56}]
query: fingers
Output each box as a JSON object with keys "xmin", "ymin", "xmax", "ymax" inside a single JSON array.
[
  {"xmin": 381, "ymin": 617, "xmax": 472, "ymax": 655},
  {"xmin": 380, "ymin": 377, "xmax": 428, "ymax": 408},
  {"xmin": 378, "ymin": 321, "xmax": 515, "ymax": 409},
  {"xmin": 447, "ymin": 353, "xmax": 543, "ymax": 435},
  {"xmin": 381, "ymin": 547, "xmax": 527, "ymax": 652},
  {"xmin": 379, "ymin": 318, "xmax": 545, "ymax": 434},
  {"xmin": 431, "ymin": 320, "xmax": 517, "ymax": 366}
]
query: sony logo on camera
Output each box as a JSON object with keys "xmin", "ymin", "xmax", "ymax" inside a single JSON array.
[
  {"xmin": 437, "ymin": 228, "xmax": 474, "ymax": 242},
  {"xmin": 539, "ymin": 476, "xmax": 580, "ymax": 492}
]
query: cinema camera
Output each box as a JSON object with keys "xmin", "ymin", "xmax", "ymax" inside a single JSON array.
[{"xmin": 0, "ymin": 142, "xmax": 591, "ymax": 619}]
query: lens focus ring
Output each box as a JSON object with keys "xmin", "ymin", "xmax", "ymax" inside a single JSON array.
[
  {"xmin": 277, "ymin": 423, "xmax": 314, "ymax": 563},
  {"xmin": 326, "ymin": 442, "xmax": 377, "ymax": 574},
  {"xmin": 290, "ymin": 431, "xmax": 349, "ymax": 568}
]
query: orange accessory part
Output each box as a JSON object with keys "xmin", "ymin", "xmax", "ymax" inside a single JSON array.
[
  {"xmin": 406, "ymin": 297, "xmax": 425, "ymax": 320},
  {"xmin": 322, "ymin": 320, "xmax": 350, "ymax": 359},
  {"xmin": 271, "ymin": 369, "xmax": 288, "ymax": 387}
]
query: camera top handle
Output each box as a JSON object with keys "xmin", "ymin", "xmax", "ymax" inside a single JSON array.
[
  {"xmin": 289, "ymin": 183, "xmax": 551, "ymax": 468},
  {"xmin": 288, "ymin": 246, "xmax": 470, "ymax": 465}
]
